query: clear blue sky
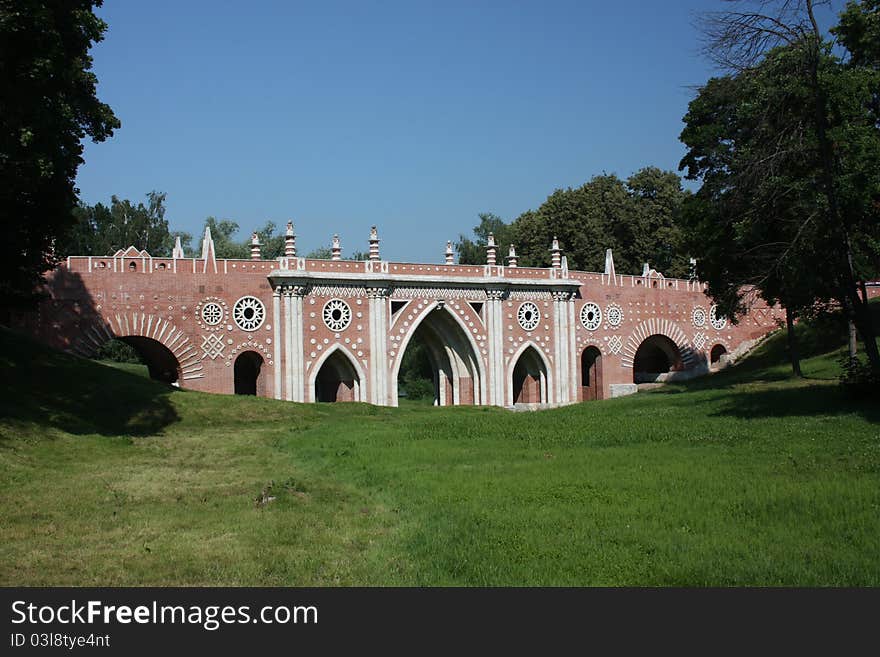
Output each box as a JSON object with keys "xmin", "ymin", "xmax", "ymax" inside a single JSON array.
[{"xmin": 75, "ymin": 0, "xmax": 841, "ymax": 263}]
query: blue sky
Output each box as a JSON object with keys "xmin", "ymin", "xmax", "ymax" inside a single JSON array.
[{"xmin": 76, "ymin": 0, "xmax": 841, "ymax": 263}]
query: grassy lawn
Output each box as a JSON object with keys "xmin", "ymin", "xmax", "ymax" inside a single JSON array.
[{"xmin": 0, "ymin": 320, "xmax": 878, "ymax": 586}]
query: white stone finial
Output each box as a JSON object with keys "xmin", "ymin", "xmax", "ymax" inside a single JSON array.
[
  {"xmin": 285, "ymin": 221, "xmax": 296, "ymax": 258},
  {"xmin": 507, "ymin": 244, "xmax": 518, "ymax": 268},
  {"xmin": 250, "ymin": 232, "xmax": 262, "ymax": 260},
  {"xmin": 486, "ymin": 233, "xmax": 497, "ymax": 266},
  {"xmin": 445, "ymin": 241, "xmax": 454, "ymax": 265},
  {"xmin": 172, "ymin": 235, "xmax": 184, "ymax": 259},
  {"xmin": 331, "ymin": 234, "xmax": 342, "ymax": 261},
  {"xmin": 369, "ymin": 226, "xmax": 380, "ymax": 261},
  {"xmin": 550, "ymin": 236, "xmax": 561, "ymax": 269}
]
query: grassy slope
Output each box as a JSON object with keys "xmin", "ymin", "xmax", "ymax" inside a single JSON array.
[{"xmin": 0, "ymin": 316, "xmax": 877, "ymax": 586}]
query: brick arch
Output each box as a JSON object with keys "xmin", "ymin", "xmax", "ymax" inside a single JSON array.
[
  {"xmin": 389, "ymin": 300, "xmax": 487, "ymax": 406},
  {"xmin": 69, "ymin": 312, "xmax": 203, "ymax": 381},
  {"xmin": 307, "ymin": 342, "xmax": 367, "ymax": 403},
  {"xmin": 620, "ymin": 318, "xmax": 697, "ymax": 370},
  {"xmin": 506, "ymin": 341, "xmax": 553, "ymax": 405}
]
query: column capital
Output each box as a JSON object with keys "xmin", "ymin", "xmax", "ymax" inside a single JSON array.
[
  {"xmin": 282, "ymin": 284, "xmax": 308, "ymax": 297},
  {"xmin": 486, "ymin": 288, "xmax": 506, "ymax": 301},
  {"xmin": 366, "ymin": 286, "xmax": 390, "ymax": 299}
]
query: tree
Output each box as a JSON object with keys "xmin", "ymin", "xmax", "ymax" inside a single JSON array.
[
  {"xmin": 455, "ymin": 213, "xmax": 516, "ymax": 265},
  {"xmin": 681, "ymin": 0, "xmax": 880, "ymax": 372},
  {"xmin": 0, "ymin": 1, "xmax": 120, "ymax": 312},
  {"xmin": 56, "ymin": 191, "xmax": 175, "ymax": 257}
]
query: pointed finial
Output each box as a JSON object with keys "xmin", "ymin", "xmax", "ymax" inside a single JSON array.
[
  {"xmin": 172, "ymin": 235, "xmax": 184, "ymax": 259},
  {"xmin": 285, "ymin": 221, "xmax": 296, "ymax": 258},
  {"xmin": 604, "ymin": 248, "xmax": 616, "ymax": 279},
  {"xmin": 445, "ymin": 241, "xmax": 454, "ymax": 265},
  {"xmin": 507, "ymin": 244, "xmax": 518, "ymax": 268},
  {"xmin": 369, "ymin": 225, "xmax": 380, "ymax": 261},
  {"xmin": 550, "ymin": 236, "xmax": 561, "ymax": 269},
  {"xmin": 331, "ymin": 234, "xmax": 341, "ymax": 260},
  {"xmin": 486, "ymin": 233, "xmax": 497, "ymax": 266},
  {"xmin": 250, "ymin": 231, "xmax": 262, "ymax": 260}
]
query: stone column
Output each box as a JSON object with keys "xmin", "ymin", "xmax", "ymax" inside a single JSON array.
[
  {"xmin": 283, "ymin": 288, "xmax": 293, "ymax": 401},
  {"xmin": 552, "ymin": 290, "xmax": 572, "ymax": 405},
  {"xmin": 287, "ymin": 285, "xmax": 306, "ymax": 402},
  {"xmin": 273, "ymin": 287, "xmax": 281, "ymax": 399},
  {"xmin": 485, "ymin": 288, "xmax": 506, "ymax": 406},
  {"xmin": 567, "ymin": 293, "xmax": 578, "ymax": 403},
  {"xmin": 367, "ymin": 286, "xmax": 389, "ymax": 405}
]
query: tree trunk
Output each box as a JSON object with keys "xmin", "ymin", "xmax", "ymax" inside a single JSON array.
[
  {"xmin": 785, "ymin": 307, "xmax": 803, "ymax": 378},
  {"xmin": 845, "ymin": 285, "xmax": 880, "ymax": 370},
  {"xmin": 849, "ymin": 320, "xmax": 858, "ymax": 359}
]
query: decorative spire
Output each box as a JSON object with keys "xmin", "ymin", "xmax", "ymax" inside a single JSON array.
[
  {"xmin": 369, "ymin": 225, "xmax": 380, "ymax": 261},
  {"xmin": 604, "ymin": 248, "xmax": 616, "ymax": 279},
  {"xmin": 550, "ymin": 236, "xmax": 561, "ymax": 269},
  {"xmin": 172, "ymin": 235, "xmax": 184, "ymax": 259},
  {"xmin": 445, "ymin": 241, "xmax": 454, "ymax": 265},
  {"xmin": 331, "ymin": 234, "xmax": 341, "ymax": 260},
  {"xmin": 285, "ymin": 221, "xmax": 296, "ymax": 258},
  {"xmin": 486, "ymin": 232, "xmax": 497, "ymax": 266},
  {"xmin": 507, "ymin": 244, "xmax": 518, "ymax": 268},
  {"xmin": 201, "ymin": 225, "xmax": 216, "ymax": 273},
  {"xmin": 643, "ymin": 262, "xmax": 651, "ymax": 277},
  {"xmin": 250, "ymin": 232, "xmax": 262, "ymax": 260}
]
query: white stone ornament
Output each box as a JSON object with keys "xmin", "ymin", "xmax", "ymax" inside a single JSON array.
[
  {"xmin": 608, "ymin": 334, "xmax": 623, "ymax": 355},
  {"xmin": 710, "ymin": 305, "xmax": 727, "ymax": 330},
  {"xmin": 233, "ymin": 296, "xmax": 266, "ymax": 331},
  {"xmin": 517, "ymin": 302, "xmax": 540, "ymax": 331},
  {"xmin": 605, "ymin": 303, "xmax": 623, "ymax": 327},
  {"xmin": 201, "ymin": 302, "xmax": 223, "ymax": 326},
  {"xmin": 580, "ymin": 302, "xmax": 602, "ymax": 331},
  {"xmin": 692, "ymin": 306, "xmax": 707, "ymax": 328},
  {"xmin": 323, "ymin": 298, "xmax": 352, "ymax": 332}
]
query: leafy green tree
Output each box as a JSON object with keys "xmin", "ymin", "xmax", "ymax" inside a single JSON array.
[
  {"xmin": 455, "ymin": 213, "xmax": 516, "ymax": 265},
  {"xmin": 681, "ymin": 0, "xmax": 880, "ymax": 372},
  {"xmin": 202, "ymin": 217, "xmax": 249, "ymax": 259},
  {"xmin": 0, "ymin": 0, "xmax": 120, "ymax": 311},
  {"xmin": 57, "ymin": 191, "xmax": 174, "ymax": 256}
]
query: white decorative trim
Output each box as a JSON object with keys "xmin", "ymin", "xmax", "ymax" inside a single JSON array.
[
  {"xmin": 580, "ymin": 302, "xmax": 602, "ymax": 331},
  {"xmin": 692, "ymin": 306, "xmax": 707, "ymax": 328},
  {"xmin": 322, "ymin": 298, "xmax": 352, "ymax": 332},
  {"xmin": 605, "ymin": 303, "xmax": 623, "ymax": 327},
  {"xmin": 620, "ymin": 318, "xmax": 697, "ymax": 369},
  {"xmin": 391, "ymin": 287, "xmax": 487, "ymax": 301},
  {"xmin": 310, "ymin": 285, "xmax": 366, "ymax": 298},
  {"xmin": 233, "ymin": 296, "xmax": 266, "ymax": 332},
  {"xmin": 201, "ymin": 333, "xmax": 225, "ymax": 359},
  {"xmin": 508, "ymin": 289, "xmax": 553, "ymax": 301},
  {"xmin": 517, "ymin": 302, "xmax": 540, "ymax": 331},
  {"xmin": 710, "ymin": 304, "xmax": 728, "ymax": 330}
]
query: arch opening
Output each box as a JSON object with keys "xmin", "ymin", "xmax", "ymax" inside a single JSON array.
[
  {"xmin": 710, "ymin": 344, "xmax": 728, "ymax": 365},
  {"xmin": 632, "ymin": 334, "xmax": 683, "ymax": 383},
  {"xmin": 234, "ymin": 351, "xmax": 264, "ymax": 395},
  {"xmin": 94, "ymin": 336, "xmax": 181, "ymax": 384},
  {"xmin": 512, "ymin": 346, "xmax": 548, "ymax": 405},
  {"xmin": 580, "ymin": 346, "xmax": 603, "ymax": 401},
  {"xmin": 315, "ymin": 349, "xmax": 360, "ymax": 402},
  {"xmin": 394, "ymin": 305, "xmax": 481, "ymax": 406}
]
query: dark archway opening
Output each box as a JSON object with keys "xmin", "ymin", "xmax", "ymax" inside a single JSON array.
[
  {"xmin": 93, "ymin": 337, "xmax": 180, "ymax": 384},
  {"xmin": 633, "ymin": 334, "xmax": 683, "ymax": 383},
  {"xmin": 512, "ymin": 346, "xmax": 547, "ymax": 404},
  {"xmin": 580, "ymin": 346, "xmax": 603, "ymax": 401},
  {"xmin": 234, "ymin": 351, "xmax": 263, "ymax": 395},
  {"xmin": 395, "ymin": 306, "xmax": 481, "ymax": 406},
  {"xmin": 315, "ymin": 350, "xmax": 359, "ymax": 402},
  {"xmin": 710, "ymin": 344, "xmax": 728, "ymax": 365}
]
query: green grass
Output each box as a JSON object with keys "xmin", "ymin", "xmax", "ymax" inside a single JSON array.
[{"xmin": 0, "ymin": 317, "xmax": 878, "ymax": 586}]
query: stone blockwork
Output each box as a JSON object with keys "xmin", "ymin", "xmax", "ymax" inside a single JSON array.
[{"xmin": 25, "ymin": 228, "xmax": 784, "ymax": 407}]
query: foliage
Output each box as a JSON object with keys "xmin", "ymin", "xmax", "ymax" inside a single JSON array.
[
  {"xmin": 680, "ymin": 0, "xmax": 880, "ymax": 371},
  {"xmin": 398, "ymin": 339, "xmax": 435, "ymax": 400},
  {"xmin": 57, "ymin": 191, "xmax": 175, "ymax": 257},
  {"xmin": 94, "ymin": 338, "xmax": 143, "ymax": 364},
  {"xmin": 455, "ymin": 213, "xmax": 516, "ymax": 265},
  {"xmin": 456, "ymin": 170, "xmax": 690, "ymax": 278},
  {"xmin": 201, "ymin": 217, "xmax": 249, "ymax": 259},
  {"xmin": 0, "ymin": 0, "xmax": 120, "ymax": 310}
]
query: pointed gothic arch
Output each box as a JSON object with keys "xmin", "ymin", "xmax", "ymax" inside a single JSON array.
[
  {"xmin": 507, "ymin": 342, "xmax": 551, "ymax": 405},
  {"xmin": 309, "ymin": 343, "xmax": 366, "ymax": 402},
  {"xmin": 391, "ymin": 301, "xmax": 486, "ymax": 407}
]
